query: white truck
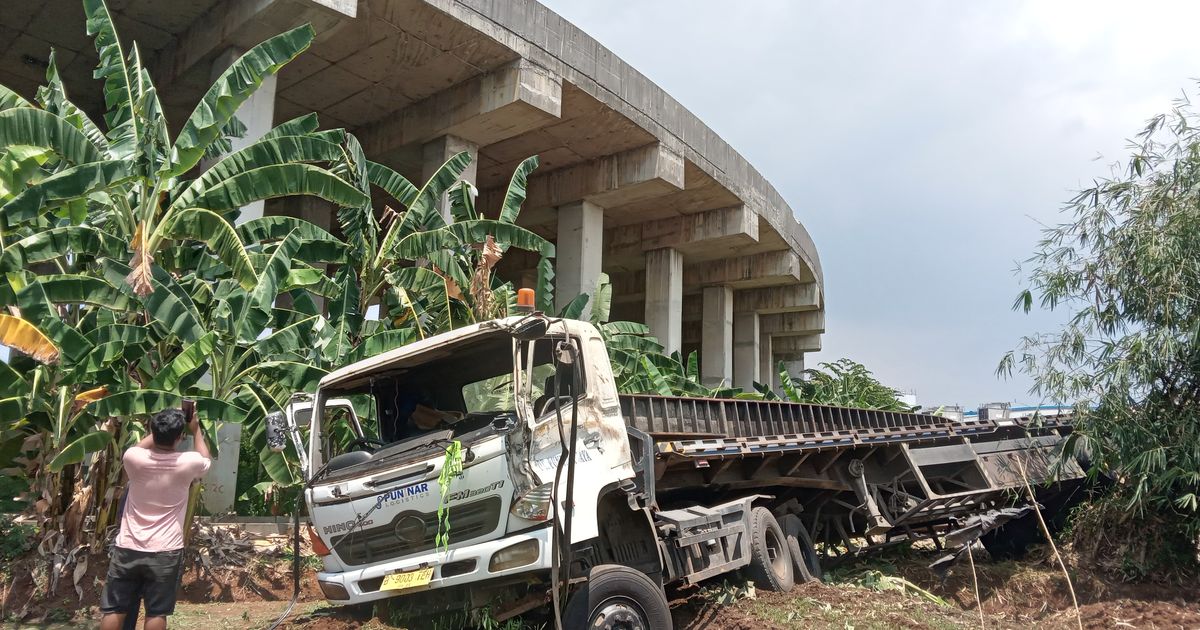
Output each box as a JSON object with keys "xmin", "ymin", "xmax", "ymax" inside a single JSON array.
[{"xmin": 272, "ymin": 314, "xmax": 1084, "ymax": 628}]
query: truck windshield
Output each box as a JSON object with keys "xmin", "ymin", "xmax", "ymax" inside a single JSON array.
[{"xmin": 320, "ymin": 332, "xmax": 577, "ymax": 456}]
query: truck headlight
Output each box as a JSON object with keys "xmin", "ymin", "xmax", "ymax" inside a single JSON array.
[
  {"xmin": 510, "ymin": 483, "xmax": 553, "ymax": 521},
  {"xmin": 489, "ymin": 539, "xmax": 540, "ymax": 572}
]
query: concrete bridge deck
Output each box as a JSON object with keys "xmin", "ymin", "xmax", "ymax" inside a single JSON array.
[{"xmin": 0, "ymin": 0, "xmax": 824, "ymax": 389}]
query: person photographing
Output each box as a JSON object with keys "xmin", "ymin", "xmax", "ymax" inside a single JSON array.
[{"xmin": 100, "ymin": 403, "xmax": 211, "ymax": 630}]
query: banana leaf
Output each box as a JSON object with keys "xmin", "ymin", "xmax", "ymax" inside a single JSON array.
[
  {"xmin": 0, "ymin": 108, "xmax": 103, "ymax": 165},
  {"xmin": 168, "ymin": 24, "xmax": 315, "ymax": 175},
  {"xmin": 159, "ymin": 207, "xmax": 257, "ymax": 290},
  {"xmin": 366, "ymin": 160, "xmax": 419, "ymax": 207},
  {"xmin": 101, "ymin": 259, "xmax": 204, "ymax": 344},
  {"xmin": 148, "ymin": 332, "xmax": 216, "ymax": 391},
  {"xmin": 261, "ymin": 113, "xmax": 319, "ymax": 140},
  {"xmin": 391, "ymin": 219, "xmax": 553, "ymax": 260},
  {"xmin": 0, "ymin": 313, "xmax": 60, "ymax": 364},
  {"xmin": 0, "ymin": 85, "xmax": 32, "ymax": 111},
  {"xmin": 183, "ymin": 163, "xmax": 368, "ymax": 214},
  {"xmin": 37, "ymin": 50, "xmax": 107, "ymax": 151},
  {"xmin": 346, "ymin": 328, "xmax": 419, "ymax": 364},
  {"xmin": 33, "ymin": 274, "xmax": 134, "ymax": 312},
  {"xmin": 498, "ymin": 155, "xmax": 540, "ymax": 224},
  {"xmin": 0, "ymin": 160, "xmax": 132, "ymax": 226},
  {"xmin": 47, "ymin": 430, "xmax": 112, "ymax": 472},
  {"xmin": 0, "ymin": 226, "xmax": 126, "ymax": 273},
  {"xmin": 173, "ymin": 135, "xmax": 344, "ymax": 210}
]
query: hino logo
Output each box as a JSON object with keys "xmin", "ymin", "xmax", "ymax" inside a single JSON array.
[
  {"xmin": 323, "ymin": 518, "xmax": 373, "ymax": 536},
  {"xmin": 445, "ymin": 480, "xmax": 505, "ymax": 503},
  {"xmin": 375, "ymin": 482, "xmax": 431, "ymax": 508}
]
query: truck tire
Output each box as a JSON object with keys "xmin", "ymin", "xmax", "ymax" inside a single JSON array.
[
  {"xmin": 563, "ymin": 564, "xmax": 673, "ymax": 630},
  {"xmin": 744, "ymin": 507, "xmax": 795, "ymax": 592},
  {"xmin": 779, "ymin": 514, "xmax": 823, "ymax": 583}
]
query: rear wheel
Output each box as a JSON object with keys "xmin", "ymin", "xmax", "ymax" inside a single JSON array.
[
  {"xmin": 744, "ymin": 507, "xmax": 795, "ymax": 592},
  {"xmin": 780, "ymin": 514, "xmax": 823, "ymax": 582},
  {"xmin": 563, "ymin": 564, "xmax": 673, "ymax": 630}
]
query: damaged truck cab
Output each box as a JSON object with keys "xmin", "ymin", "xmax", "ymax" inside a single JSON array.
[
  {"xmin": 285, "ymin": 314, "xmax": 1085, "ymax": 628},
  {"xmin": 297, "ymin": 316, "xmax": 652, "ymax": 620}
]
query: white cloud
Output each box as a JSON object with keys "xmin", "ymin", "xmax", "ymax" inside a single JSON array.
[{"xmin": 543, "ymin": 0, "xmax": 1198, "ymax": 405}]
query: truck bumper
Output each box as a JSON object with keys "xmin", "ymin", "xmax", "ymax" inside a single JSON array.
[{"xmin": 316, "ymin": 526, "xmax": 553, "ymax": 606}]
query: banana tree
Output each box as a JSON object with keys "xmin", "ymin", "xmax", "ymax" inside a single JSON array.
[{"xmin": 0, "ymin": 0, "xmax": 366, "ymax": 297}]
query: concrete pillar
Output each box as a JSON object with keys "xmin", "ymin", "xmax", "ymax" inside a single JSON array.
[
  {"xmin": 701, "ymin": 286, "xmax": 733, "ymax": 387},
  {"xmin": 644, "ymin": 248, "xmax": 683, "ymax": 355},
  {"xmin": 779, "ymin": 356, "xmax": 806, "ymax": 384},
  {"xmin": 759, "ymin": 333, "xmax": 777, "ymax": 392},
  {"xmin": 208, "ymin": 48, "xmax": 276, "ymax": 226},
  {"xmin": 555, "ymin": 200, "xmax": 604, "ymax": 317},
  {"xmin": 183, "ymin": 421, "xmax": 242, "ymax": 515},
  {"xmin": 733, "ymin": 311, "xmax": 759, "ymax": 391},
  {"xmin": 422, "ymin": 135, "xmax": 479, "ymax": 221}
]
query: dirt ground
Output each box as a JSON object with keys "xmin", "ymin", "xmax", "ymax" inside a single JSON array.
[{"xmin": 3, "ymin": 536, "xmax": 1197, "ymax": 630}]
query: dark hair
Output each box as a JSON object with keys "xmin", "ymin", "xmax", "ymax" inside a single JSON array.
[{"xmin": 151, "ymin": 408, "xmax": 186, "ymax": 447}]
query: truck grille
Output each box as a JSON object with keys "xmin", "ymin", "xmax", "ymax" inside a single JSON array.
[{"xmin": 331, "ymin": 496, "xmax": 503, "ymax": 567}]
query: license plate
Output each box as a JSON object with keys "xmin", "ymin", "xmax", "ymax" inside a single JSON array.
[{"xmin": 380, "ymin": 567, "xmax": 434, "ymax": 591}]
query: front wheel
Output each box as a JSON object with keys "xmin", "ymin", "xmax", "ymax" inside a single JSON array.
[{"xmin": 563, "ymin": 565, "xmax": 673, "ymax": 630}]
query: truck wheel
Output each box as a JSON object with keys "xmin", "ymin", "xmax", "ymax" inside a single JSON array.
[
  {"xmin": 563, "ymin": 564, "xmax": 673, "ymax": 630},
  {"xmin": 779, "ymin": 514, "xmax": 823, "ymax": 583},
  {"xmin": 744, "ymin": 507, "xmax": 795, "ymax": 592}
]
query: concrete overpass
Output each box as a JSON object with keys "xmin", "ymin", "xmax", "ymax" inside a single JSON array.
[{"xmin": 0, "ymin": 0, "xmax": 824, "ymax": 389}]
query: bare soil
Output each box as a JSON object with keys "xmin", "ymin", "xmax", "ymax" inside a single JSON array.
[{"xmin": 3, "ymin": 539, "xmax": 1197, "ymax": 629}]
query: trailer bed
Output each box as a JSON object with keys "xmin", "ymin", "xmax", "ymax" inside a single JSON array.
[{"xmin": 617, "ymin": 394, "xmax": 1083, "ymax": 562}]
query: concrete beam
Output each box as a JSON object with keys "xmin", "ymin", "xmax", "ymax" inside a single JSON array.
[
  {"xmin": 687, "ymin": 250, "xmax": 803, "ymax": 289},
  {"xmin": 644, "ymin": 248, "xmax": 683, "ymax": 355},
  {"xmin": 701, "ymin": 286, "xmax": 733, "ymax": 387},
  {"xmin": 733, "ymin": 284, "xmax": 822, "ymax": 314},
  {"xmin": 360, "ymin": 59, "xmax": 562, "ymax": 161},
  {"xmin": 772, "ymin": 335, "xmax": 822, "ymax": 354},
  {"xmin": 555, "ymin": 200, "xmax": 604, "ymax": 317},
  {"xmin": 605, "ymin": 205, "xmax": 758, "ymax": 260},
  {"xmin": 501, "ymin": 143, "xmax": 684, "ymax": 220},
  {"xmin": 760, "ymin": 312, "xmax": 825, "ymax": 336},
  {"xmin": 154, "ymin": 0, "xmax": 354, "ymax": 87}
]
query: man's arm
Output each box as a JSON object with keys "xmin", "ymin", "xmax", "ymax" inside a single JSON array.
[
  {"xmin": 135, "ymin": 431, "xmax": 155, "ymax": 450},
  {"xmin": 190, "ymin": 416, "xmax": 211, "ymax": 460}
]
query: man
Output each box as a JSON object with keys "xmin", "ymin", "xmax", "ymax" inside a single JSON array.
[{"xmin": 100, "ymin": 407, "xmax": 211, "ymax": 630}]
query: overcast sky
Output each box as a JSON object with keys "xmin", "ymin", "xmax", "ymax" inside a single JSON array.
[{"xmin": 541, "ymin": 0, "xmax": 1200, "ymax": 407}]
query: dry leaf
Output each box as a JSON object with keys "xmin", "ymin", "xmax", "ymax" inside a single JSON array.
[{"xmin": 72, "ymin": 557, "xmax": 87, "ymax": 600}]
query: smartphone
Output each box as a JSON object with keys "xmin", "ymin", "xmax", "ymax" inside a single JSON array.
[{"xmin": 181, "ymin": 399, "xmax": 196, "ymax": 424}]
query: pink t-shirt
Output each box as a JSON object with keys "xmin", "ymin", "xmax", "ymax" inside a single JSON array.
[{"xmin": 115, "ymin": 447, "xmax": 211, "ymax": 552}]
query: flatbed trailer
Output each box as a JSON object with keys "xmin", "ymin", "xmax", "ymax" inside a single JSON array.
[
  {"xmin": 619, "ymin": 394, "xmax": 1082, "ymax": 575},
  {"xmin": 293, "ymin": 316, "xmax": 1085, "ymax": 628}
]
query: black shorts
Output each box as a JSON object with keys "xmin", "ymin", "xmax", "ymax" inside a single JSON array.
[{"xmin": 100, "ymin": 547, "xmax": 184, "ymax": 617}]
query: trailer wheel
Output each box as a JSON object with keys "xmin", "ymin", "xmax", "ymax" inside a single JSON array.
[
  {"xmin": 744, "ymin": 507, "xmax": 795, "ymax": 592},
  {"xmin": 779, "ymin": 514, "xmax": 823, "ymax": 583},
  {"xmin": 563, "ymin": 564, "xmax": 673, "ymax": 630}
]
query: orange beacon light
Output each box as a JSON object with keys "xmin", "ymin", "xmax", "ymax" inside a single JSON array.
[{"xmin": 516, "ymin": 288, "xmax": 536, "ymax": 313}]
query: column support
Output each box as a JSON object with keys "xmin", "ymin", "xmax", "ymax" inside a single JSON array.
[
  {"xmin": 422, "ymin": 135, "xmax": 479, "ymax": 221},
  {"xmin": 555, "ymin": 200, "xmax": 604, "ymax": 317},
  {"xmin": 644, "ymin": 248, "xmax": 683, "ymax": 355},
  {"xmin": 759, "ymin": 332, "xmax": 776, "ymax": 392},
  {"xmin": 207, "ymin": 47, "xmax": 276, "ymax": 225},
  {"xmin": 733, "ymin": 311, "xmax": 759, "ymax": 391},
  {"xmin": 701, "ymin": 286, "xmax": 733, "ymax": 387}
]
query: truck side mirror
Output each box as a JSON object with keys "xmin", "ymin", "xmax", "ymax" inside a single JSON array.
[
  {"xmin": 265, "ymin": 411, "xmax": 288, "ymax": 453},
  {"xmin": 510, "ymin": 317, "xmax": 548, "ymax": 341}
]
